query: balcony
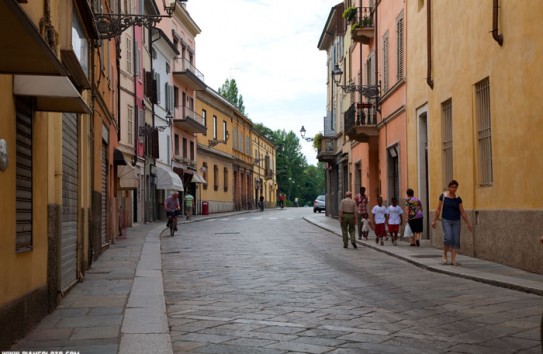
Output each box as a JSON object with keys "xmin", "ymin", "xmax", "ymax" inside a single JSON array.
[
  {"xmin": 350, "ymin": 7, "xmax": 374, "ymax": 44},
  {"xmin": 344, "ymin": 103, "xmax": 378, "ymax": 142},
  {"xmin": 173, "ymin": 106, "xmax": 207, "ymax": 134},
  {"xmin": 172, "ymin": 57, "xmax": 206, "ymax": 91},
  {"xmin": 317, "ymin": 137, "xmax": 337, "ymax": 163}
]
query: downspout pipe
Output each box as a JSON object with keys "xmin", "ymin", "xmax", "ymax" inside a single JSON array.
[
  {"xmin": 426, "ymin": 0, "xmax": 434, "ymax": 89},
  {"xmin": 492, "ymin": 0, "xmax": 504, "ymax": 46}
]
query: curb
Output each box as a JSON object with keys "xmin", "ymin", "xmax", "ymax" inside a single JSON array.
[{"xmin": 303, "ymin": 216, "xmax": 543, "ymax": 297}]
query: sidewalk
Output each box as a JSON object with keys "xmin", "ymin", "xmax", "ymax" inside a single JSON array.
[
  {"xmin": 10, "ymin": 210, "xmax": 252, "ymax": 354},
  {"xmin": 10, "ymin": 210, "xmax": 542, "ymax": 353},
  {"xmin": 303, "ymin": 215, "xmax": 543, "ymax": 296}
]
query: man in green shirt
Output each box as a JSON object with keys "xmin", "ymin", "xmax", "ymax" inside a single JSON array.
[{"xmin": 184, "ymin": 192, "xmax": 194, "ymax": 220}]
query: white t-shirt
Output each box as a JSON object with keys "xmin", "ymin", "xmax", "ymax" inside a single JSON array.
[
  {"xmin": 387, "ymin": 205, "xmax": 403, "ymax": 225},
  {"xmin": 372, "ymin": 205, "xmax": 388, "ymax": 224}
]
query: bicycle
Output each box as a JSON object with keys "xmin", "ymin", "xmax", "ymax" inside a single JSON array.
[{"xmin": 166, "ymin": 209, "xmax": 180, "ymax": 236}]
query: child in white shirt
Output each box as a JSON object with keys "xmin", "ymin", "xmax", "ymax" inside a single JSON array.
[
  {"xmin": 387, "ymin": 197, "xmax": 403, "ymax": 245},
  {"xmin": 371, "ymin": 196, "xmax": 388, "ymax": 246}
]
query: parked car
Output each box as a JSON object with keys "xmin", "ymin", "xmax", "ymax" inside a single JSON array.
[{"xmin": 313, "ymin": 195, "xmax": 325, "ymax": 213}]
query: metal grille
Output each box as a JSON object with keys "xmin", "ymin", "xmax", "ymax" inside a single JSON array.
[
  {"xmin": 101, "ymin": 145, "xmax": 108, "ymax": 245},
  {"xmin": 476, "ymin": 78, "xmax": 493, "ymax": 185},
  {"xmin": 441, "ymin": 99, "xmax": 453, "ymax": 188},
  {"xmin": 15, "ymin": 99, "xmax": 33, "ymax": 251}
]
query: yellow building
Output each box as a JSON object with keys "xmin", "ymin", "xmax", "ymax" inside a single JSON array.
[
  {"xmin": 252, "ymin": 132, "xmax": 277, "ymax": 209},
  {"xmin": 0, "ymin": 0, "xmax": 98, "ymax": 346},
  {"xmin": 407, "ymin": 0, "xmax": 543, "ymax": 273}
]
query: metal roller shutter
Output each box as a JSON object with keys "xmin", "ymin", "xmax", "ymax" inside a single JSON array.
[
  {"xmin": 61, "ymin": 113, "xmax": 78, "ymax": 291},
  {"xmin": 101, "ymin": 144, "xmax": 107, "ymax": 245}
]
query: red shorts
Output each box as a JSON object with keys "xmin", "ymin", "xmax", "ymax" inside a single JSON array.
[
  {"xmin": 388, "ymin": 224, "xmax": 399, "ymax": 233},
  {"xmin": 374, "ymin": 223, "xmax": 386, "ymax": 236}
]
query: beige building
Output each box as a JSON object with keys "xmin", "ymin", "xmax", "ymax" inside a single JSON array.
[
  {"xmin": 196, "ymin": 88, "xmax": 276, "ymax": 213},
  {"xmin": 407, "ymin": 0, "xmax": 543, "ymax": 273}
]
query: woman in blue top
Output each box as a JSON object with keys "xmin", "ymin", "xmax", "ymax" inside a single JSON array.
[{"xmin": 432, "ymin": 180, "xmax": 473, "ymax": 266}]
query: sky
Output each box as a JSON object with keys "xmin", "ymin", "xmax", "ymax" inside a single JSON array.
[{"xmin": 186, "ymin": 0, "xmax": 337, "ymax": 166}]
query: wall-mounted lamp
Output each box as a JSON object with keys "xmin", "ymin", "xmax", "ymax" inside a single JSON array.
[
  {"xmin": 93, "ymin": 0, "xmax": 185, "ymax": 39},
  {"xmin": 332, "ymin": 64, "xmax": 379, "ymax": 99},
  {"xmin": 209, "ymin": 129, "xmax": 229, "ymax": 148},
  {"xmin": 299, "ymin": 126, "xmax": 314, "ymax": 142},
  {"xmin": 139, "ymin": 112, "xmax": 172, "ymax": 136}
]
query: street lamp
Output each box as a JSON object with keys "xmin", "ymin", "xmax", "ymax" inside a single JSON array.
[
  {"xmin": 332, "ymin": 64, "xmax": 379, "ymax": 99},
  {"xmin": 93, "ymin": 0, "xmax": 184, "ymax": 39},
  {"xmin": 299, "ymin": 125, "xmax": 314, "ymax": 142}
]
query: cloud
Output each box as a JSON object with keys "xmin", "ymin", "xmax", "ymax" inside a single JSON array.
[{"xmin": 187, "ymin": 0, "xmax": 336, "ymax": 165}]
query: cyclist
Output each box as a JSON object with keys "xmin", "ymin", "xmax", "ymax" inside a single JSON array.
[{"xmin": 164, "ymin": 192, "xmax": 181, "ymax": 231}]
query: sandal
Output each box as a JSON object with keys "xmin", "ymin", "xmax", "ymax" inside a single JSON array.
[
  {"xmin": 452, "ymin": 262, "xmax": 460, "ymax": 266},
  {"xmin": 441, "ymin": 259, "xmax": 448, "ymax": 265}
]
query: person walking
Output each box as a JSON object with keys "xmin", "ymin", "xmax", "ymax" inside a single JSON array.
[
  {"xmin": 372, "ymin": 196, "xmax": 388, "ymax": 246},
  {"xmin": 432, "ymin": 180, "xmax": 473, "ymax": 266},
  {"xmin": 184, "ymin": 192, "xmax": 194, "ymax": 220},
  {"xmin": 339, "ymin": 191, "xmax": 358, "ymax": 249},
  {"xmin": 279, "ymin": 193, "xmax": 285, "ymax": 209},
  {"xmin": 259, "ymin": 194, "xmax": 264, "ymax": 212},
  {"xmin": 405, "ymin": 188, "xmax": 424, "ymax": 247},
  {"xmin": 387, "ymin": 197, "xmax": 403, "ymax": 245},
  {"xmin": 355, "ymin": 187, "xmax": 369, "ymax": 240}
]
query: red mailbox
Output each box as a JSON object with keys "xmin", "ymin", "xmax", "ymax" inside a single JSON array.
[{"xmin": 202, "ymin": 201, "xmax": 209, "ymax": 215}]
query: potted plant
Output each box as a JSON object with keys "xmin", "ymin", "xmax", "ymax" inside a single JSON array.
[
  {"xmin": 313, "ymin": 133, "xmax": 323, "ymax": 151},
  {"xmin": 342, "ymin": 7, "xmax": 357, "ymax": 23}
]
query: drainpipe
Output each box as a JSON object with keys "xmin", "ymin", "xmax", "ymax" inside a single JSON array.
[
  {"xmin": 426, "ymin": 0, "xmax": 434, "ymax": 89},
  {"xmin": 492, "ymin": 0, "xmax": 504, "ymax": 46},
  {"xmin": 374, "ymin": 2, "xmax": 379, "ymax": 114}
]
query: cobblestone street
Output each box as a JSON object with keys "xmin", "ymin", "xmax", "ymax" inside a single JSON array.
[{"xmin": 161, "ymin": 209, "xmax": 542, "ymax": 353}]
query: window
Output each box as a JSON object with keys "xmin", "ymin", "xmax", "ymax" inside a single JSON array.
[
  {"xmin": 222, "ymin": 120, "xmax": 227, "ymax": 140},
  {"xmin": 214, "ymin": 164, "xmax": 219, "ymax": 191},
  {"xmin": 135, "ymin": 45, "xmax": 141, "ymax": 77},
  {"xmin": 182, "ymin": 137, "xmax": 187, "ymax": 158},
  {"xmin": 190, "ymin": 141, "xmax": 194, "ymax": 161},
  {"xmin": 16, "ymin": 98, "xmax": 33, "ymax": 251},
  {"xmin": 174, "ymin": 134, "xmax": 179, "ymax": 156},
  {"xmin": 382, "ymin": 31, "xmax": 389, "ymax": 92},
  {"xmin": 126, "ymin": 37, "xmax": 132, "ymax": 74},
  {"xmin": 476, "ymin": 78, "xmax": 493, "ymax": 185},
  {"xmin": 154, "ymin": 72, "xmax": 161, "ymax": 105},
  {"xmin": 203, "ymin": 162, "xmax": 208, "ymax": 190},
  {"xmin": 202, "ymin": 109, "xmax": 207, "ymax": 135},
  {"xmin": 396, "ymin": 11, "xmax": 405, "ymax": 81},
  {"xmin": 223, "ymin": 167, "xmax": 228, "ymax": 192},
  {"xmin": 213, "ymin": 115, "xmax": 217, "ymax": 139},
  {"xmin": 442, "ymin": 99, "xmax": 453, "ymax": 188},
  {"xmin": 127, "ymin": 105, "xmax": 134, "ymax": 144}
]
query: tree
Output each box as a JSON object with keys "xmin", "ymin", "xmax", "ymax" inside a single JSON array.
[{"xmin": 218, "ymin": 78, "xmax": 247, "ymax": 115}]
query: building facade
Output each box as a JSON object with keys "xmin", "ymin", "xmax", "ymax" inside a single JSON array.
[{"xmin": 407, "ymin": 0, "xmax": 543, "ymax": 273}]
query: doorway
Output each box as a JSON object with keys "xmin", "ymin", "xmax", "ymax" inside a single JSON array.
[{"xmin": 417, "ymin": 106, "xmax": 429, "ymax": 239}]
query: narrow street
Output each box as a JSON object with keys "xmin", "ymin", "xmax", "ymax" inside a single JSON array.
[{"xmin": 161, "ymin": 208, "xmax": 542, "ymax": 353}]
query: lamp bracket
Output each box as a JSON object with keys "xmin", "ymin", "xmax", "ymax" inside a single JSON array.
[
  {"xmin": 338, "ymin": 84, "xmax": 380, "ymax": 99},
  {"xmin": 208, "ymin": 139, "xmax": 227, "ymax": 148},
  {"xmin": 94, "ymin": 13, "xmax": 172, "ymax": 39}
]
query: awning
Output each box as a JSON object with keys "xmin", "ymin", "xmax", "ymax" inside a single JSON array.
[
  {"xmin": 191, "ymin": 172, "xmax": 207, "ymax": 184},
  {"xmin": 113, "ymin": 148, "xmax": 127, "ymax": 166},
  {"xmin": 118, "ymin": 165, "xmax": 138, "ymax": 190},
  {"xmin": 14, "ymin": 75, "xmax": 91, "ymax": 114},
  {"xmin": 156, "ymin": 165, "xmax": 184, "ymax": 191}
]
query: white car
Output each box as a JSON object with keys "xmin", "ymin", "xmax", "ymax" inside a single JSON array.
[{"xmin": 313, "ymin": 195, "xmax": 325, "ymax": 213}]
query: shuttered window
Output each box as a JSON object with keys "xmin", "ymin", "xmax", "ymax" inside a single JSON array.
[
  {"xmin": 476, "ymin": 78, "xmax": 493, "ymax": 185},
  {"xmin": 382, "ymin": 31, "xmax": 389, "ymax": 92},
  {"xmin": 16, "ymin": 98, "xmax": 33, "ymax": 252},
  {"xmin": 396, "ymin": 11, "xmax": 404, "ymax": 81},
  {"xmin": 442, "ymin": 99, "xmax": 453, "ymax": 188},
  {"xmin": 214, "ymin": 164, "xmax": 219, "ymax": 191}
]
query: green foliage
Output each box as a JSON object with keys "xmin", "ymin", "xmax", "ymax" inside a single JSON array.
[
  {"xmin": 218, "ymin": 78, "xmax": 247, "ymax": 116},
  {"xmin": 342, "ymin": 7, "xmax": 356, "ymax": 22},
  {"xmin": 312, "ymin": 133, "xmax": 323, "ymax": 151}
]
